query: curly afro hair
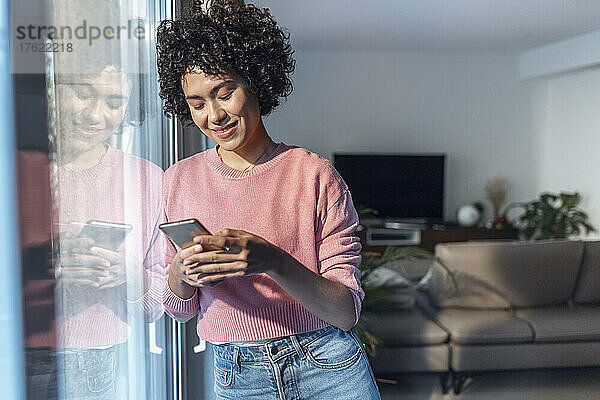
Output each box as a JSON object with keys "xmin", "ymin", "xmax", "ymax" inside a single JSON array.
[{"xmin": 156, "ymin": 0, "xmax": 295, "ymax": 123}]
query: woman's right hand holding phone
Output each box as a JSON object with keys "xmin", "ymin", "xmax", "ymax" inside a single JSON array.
[
  {"xmin": 55, "ymin": 231, "xmax": 113, "ymax": 287},
  {"xmin": 168, "ymin": 242, "xmax": 207, "ymax": 300},
  {"xmin": 167, "ymin": 234, "xmax": 230, "ymax": 300}
]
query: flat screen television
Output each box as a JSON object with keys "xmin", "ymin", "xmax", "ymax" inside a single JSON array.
[{"xmin": 333, "ymin": 153, "xmax": 445, "ymax": 223}]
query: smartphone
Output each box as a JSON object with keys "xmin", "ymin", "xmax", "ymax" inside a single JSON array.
[
  {"xmin": 159, "ymin": 218, "xmax": 224, "ymax": 251},
  {"xmin": 76, "ymin": 220, "xmax": 133, "ymax": 251}
]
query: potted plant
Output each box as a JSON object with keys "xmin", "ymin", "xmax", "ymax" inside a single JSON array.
[
  {"xmin": 510, "ymin": 191, "xmax": 596, "ymax": 240},
  {"xmin": 356, "ymin": 246, "xmax": 456, "ymax": 357}
]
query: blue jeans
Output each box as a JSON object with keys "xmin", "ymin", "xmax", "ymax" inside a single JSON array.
[
  {"xmin": 60, "ymin": 345, "xmax": 123, "ymax": 399},
  {"xmin": 211, "ymin": 326, "xmax": 381, "ymax": 400},
  {"xmin": 26, "ymin": 345, "xmax": 124, "ymax": 400}
]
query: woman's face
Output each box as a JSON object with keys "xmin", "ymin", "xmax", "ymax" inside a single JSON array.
[
  {"xmin": 56, "ymin": 66, "xmax": 132, "ymax": 158},
  {"xmin": 181, "ymin": 69, "xmax": 261, "ymax": 153}
]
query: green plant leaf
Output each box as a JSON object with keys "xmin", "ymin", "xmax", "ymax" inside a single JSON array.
[{"xmin": 515, "ymin": 191, "xmax": 595, "ymax": 240}]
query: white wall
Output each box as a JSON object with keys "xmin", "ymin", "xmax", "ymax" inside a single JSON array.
[
  {"xmin": 264, "ymin": 49, "xmax": 540, "ymax": 222},
  {"xmin": 534, "ymin": 67, "xmax": 600, "ymax": 237}
]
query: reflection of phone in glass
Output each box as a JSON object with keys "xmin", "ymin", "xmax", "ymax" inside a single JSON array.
[
  {"xmin": 159, "ymin": 218, "xmax": 223, "ymax": 251},
  {"xmin": 76, "ymin": 220, "xmax": 133, "ymax": 251}
]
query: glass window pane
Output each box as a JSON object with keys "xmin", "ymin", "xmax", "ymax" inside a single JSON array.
[
  {"xmin": 14, "ymin": 0, "xmax": 170, "ymax": 398},
  {"xmin": 1, "ymin": 0, "xmax": 25, "ymax": 397}
]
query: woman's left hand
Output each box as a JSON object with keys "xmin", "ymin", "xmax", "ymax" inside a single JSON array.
[
  {"xmin": 182, "ymin": 228, "xmax": 285, "ymax": 287},
  {"xmin": 88, "ymin": 246, "xmax": 149, "ymax": 293}
]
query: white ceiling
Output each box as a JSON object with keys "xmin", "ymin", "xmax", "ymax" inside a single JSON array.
[{"xmin": 254, "ymin": 0, "xmax": 600, "ymax": 52}]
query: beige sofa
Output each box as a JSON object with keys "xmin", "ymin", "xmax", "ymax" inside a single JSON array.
[{"xmin": 364, "ymin": 239, "xmax": 600, "ymax": 394}]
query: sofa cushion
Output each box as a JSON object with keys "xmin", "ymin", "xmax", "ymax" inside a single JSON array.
[
  {"xmin": 516, "ymin": 305, "xmax": 600, "ymax": 342},
  {"xmin": 434, "ymin": 240, "xmax": 584, "ymax": 308},
  {"xmin": 431, "ymin": 309, "xmax": 533, "ymax": 344},
  {"xmin": 573, "ymin": 241, "xmax": 600, "ymax": 304},
  {"xmin": 361, "ymin": 308, "xmax": 448, "ymax": 346},
  {"xmin": 425, "ymin": 267, "xmax": 512, "ymax": 310}
]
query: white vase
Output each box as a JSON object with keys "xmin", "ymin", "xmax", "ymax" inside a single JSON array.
[{"xmin": 457, "ymin": 205, "xmax": 481, "ymax": 227}]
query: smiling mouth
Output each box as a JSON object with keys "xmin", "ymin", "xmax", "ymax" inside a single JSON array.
[
  {"xmin": 212, "ymin": 121, "xmax": 238, "ymax": 138},
  {"xmin": 75, "ymin": 127, "xmax": 105, "ymax": 136}
]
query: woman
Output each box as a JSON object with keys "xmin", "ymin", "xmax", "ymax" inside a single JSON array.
[{"xmin": 157, "ymin": 1, "xmax": 381, "ymax": 399}]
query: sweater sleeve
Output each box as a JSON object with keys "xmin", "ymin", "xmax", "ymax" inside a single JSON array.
[
  {"xmin": 162, "ymin": 275, "xmax": 199, "ymax": 323},
  {"xmin": 125, "ymin": 169, "xmax": 166, "ymax": 322},
  {"xmin": 126, "ymin": 215, "xmax": 166, "ymax": 323},
  {"xmin": 315, "ymin": 189, "xmax": 364, "ymax": 327}
]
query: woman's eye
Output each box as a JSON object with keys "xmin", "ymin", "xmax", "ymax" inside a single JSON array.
[
  {"xmin": 192, "ymin": 104, "xmax": 205, "ymax": 110},
  {"xmin": 106, "ymin": 102, "xmax": 124, "ymax": 110},
  {"xmin": 219, "ymin": 91, "xmax": 234, "ymax": 100},
  {"xmin": 73, "ymin": 89, "xmax": 92, "ymax": 100}
]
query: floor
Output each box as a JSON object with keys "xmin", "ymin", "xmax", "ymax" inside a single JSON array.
[{"xmin": 377, "ymin": 368, "xmax": 600, "ymax": 400}]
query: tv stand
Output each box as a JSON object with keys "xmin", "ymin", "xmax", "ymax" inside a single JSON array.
[
  {"xmin": 385, "ymin": 217, "xmax": 430, "ymax": 225},
  {"xmin": 357, "ymin": 222, "xmax": 519, "ymax": 252}
]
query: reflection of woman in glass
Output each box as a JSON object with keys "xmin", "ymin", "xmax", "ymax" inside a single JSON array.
[
  {"xmin": 157, "ymin": 1, "xmax": 381, "ymax": 398},
  {"xmin": 20, "ymin": 39, "xmax": 164, "ymax": 400},
  {"xmin": 52, "ymin": 65, "xmax": 164, "ymax": 397}
]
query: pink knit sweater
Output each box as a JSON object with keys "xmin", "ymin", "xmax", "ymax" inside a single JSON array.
[{"xmin": 162, "ymin": 142, "xmax": 364, "ymax": 342}]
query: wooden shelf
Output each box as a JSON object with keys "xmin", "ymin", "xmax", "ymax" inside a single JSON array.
[{"xmin": 357, "ymin": 225, "xmax": 519, "ymax": 253}]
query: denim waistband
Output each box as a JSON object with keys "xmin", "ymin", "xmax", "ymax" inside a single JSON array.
[{"xmin": 212, "ymin": 325, "xmax": 336, "ymax": 364}]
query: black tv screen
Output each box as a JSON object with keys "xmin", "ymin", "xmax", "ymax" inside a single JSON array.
[{"xmin": 334, "ymin": 154, "xmax": 445, "ymax": 222}]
